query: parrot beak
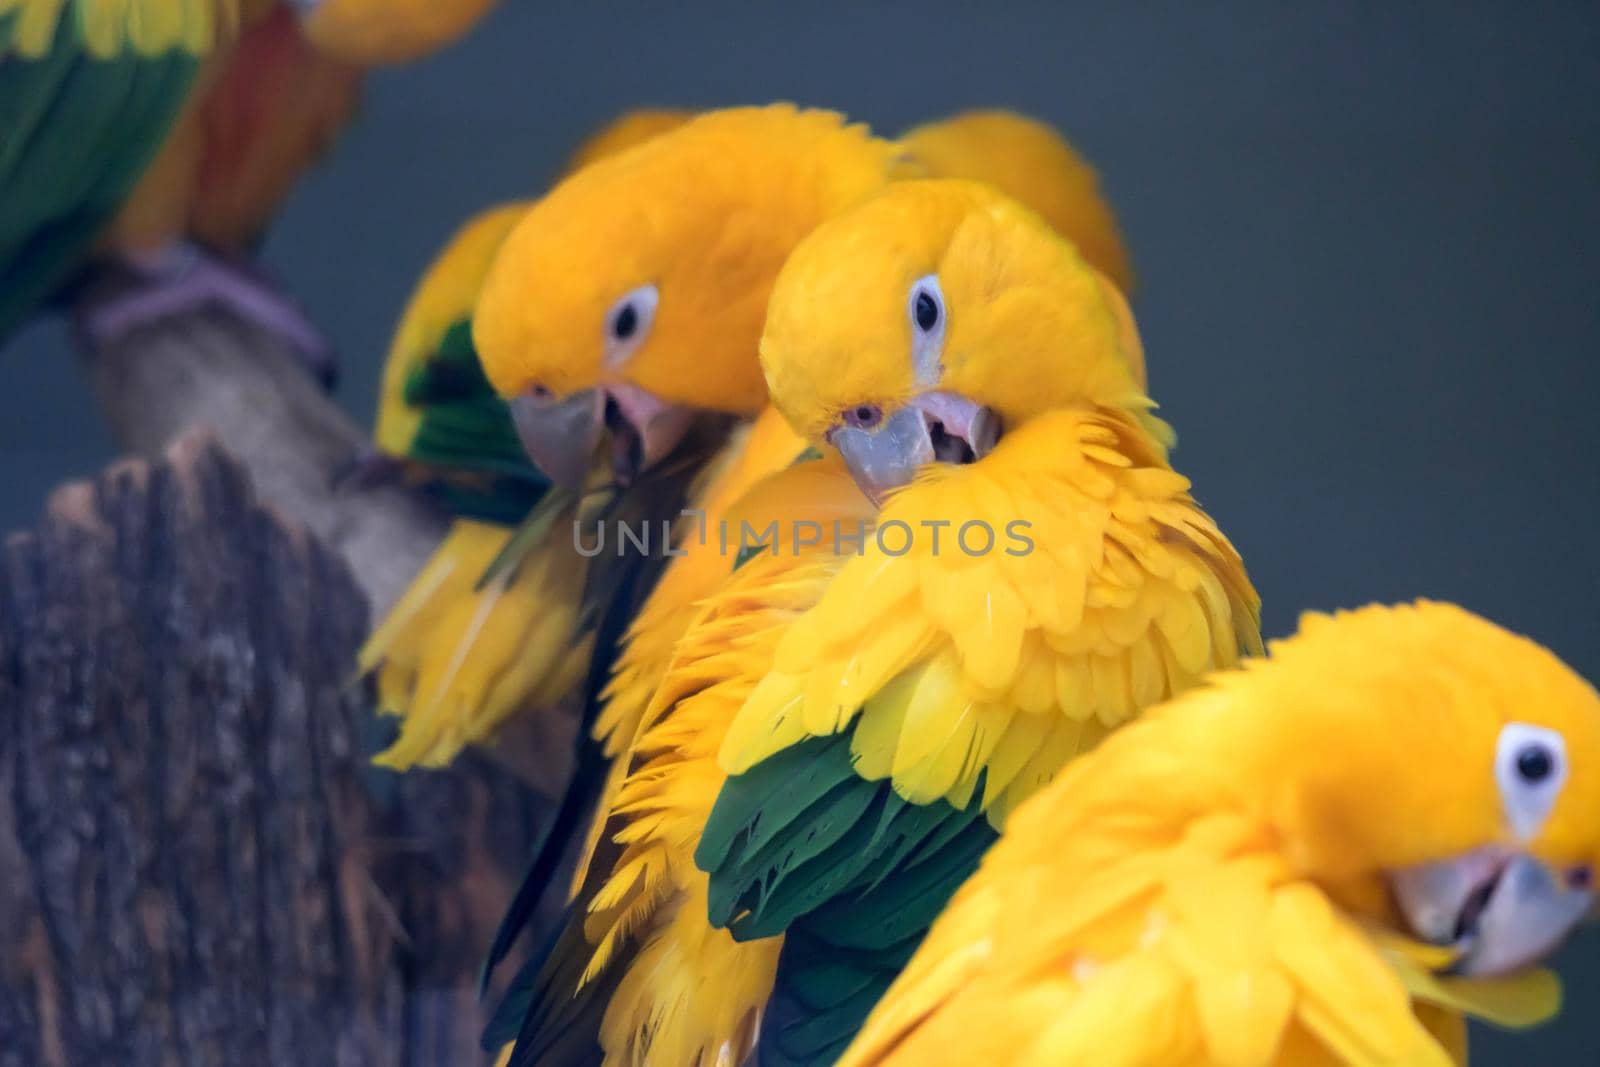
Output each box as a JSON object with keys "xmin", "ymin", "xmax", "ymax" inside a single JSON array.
[
  {"xmin": 829, "ymin": 391, "xmax": 1000, "ymax": 507},
  {"xmin": 1390, "ymin": 846, "xmax": 1594, "ymax": 976},
  {"xmin": 509, "ymin": 382, "xmax": 694, "ymax": 491}
]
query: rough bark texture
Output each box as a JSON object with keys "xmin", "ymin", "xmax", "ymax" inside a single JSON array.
[
  {"xmin": 0, "ymin": 433, "xmax": 562, "ymax": 1066},
  {"xmin": 0, "ymin": 289, "xmax": 574, "ymax": 1064}
]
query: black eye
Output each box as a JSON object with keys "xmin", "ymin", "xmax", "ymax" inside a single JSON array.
[
  {"xmin": 843, "ymin": 404, "xmax": 883, "ymax": 429},
  {"xmin": 914, "ymin": 290, "xmax": 940, "ymax": 332},
  {"xmin": 1517, "ymin": 744, "xmax": 1555, "ymax": 783},
  {"xmin": 613, "ymin": 303, "xmax": 639, "ymax": 340}
]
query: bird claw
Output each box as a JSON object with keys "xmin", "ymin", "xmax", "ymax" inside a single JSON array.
[{"xmin": 81, "ymin": 244, "xmax": 338, "ymax": 389}]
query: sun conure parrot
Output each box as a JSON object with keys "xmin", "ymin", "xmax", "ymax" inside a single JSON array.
[
  {"xmin": 356, "ymin": 108, "xmax": 704, "ymax": 770},
  {"xmin": 839, "ymin": 601, "xmax": 1600, "ymax": 1067},
  {"xmin": 0, "ymin": 0, "xmax": 500, "ymax": 378},
  {"xmin": 494, "ymin": 178, "xmax": 1259, "ymax": 1067},
  {"xmin": 362, "ymin": 106, "xmax": 899, "ymax": 777},
  {"xmin": 472, "ymin": 106, "xmax": 1149, "ymax": 1028}
]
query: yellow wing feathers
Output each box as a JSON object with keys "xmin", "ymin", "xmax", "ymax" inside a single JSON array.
[
  {"xmin": 840, "ymin": 601, "xmax": 1600, "ymax": 1066},
  {"xmin": 839, "ymin": 810, "xmax": 1468, "ymax": 1067},
  {"xmin": 719, "ymin": 408, "xmax": 1260, "ymax": 825},
  {"xmin": 570, "ymin": 463, "xmax": 870, "ymax": 1067},
  {"xmin": 363, "ymin": 517, "xmax": 592, "ymax": 768}
]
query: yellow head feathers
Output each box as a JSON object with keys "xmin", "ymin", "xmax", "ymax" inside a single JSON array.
[
  {"xmin": 760, "ymin": 179, "xmax": 1146, "ymax": 450},
  {"xmin": 474, "ymin": 105, "xmax": 900, "ymax": 417},
  {"xmin": 899, "ymin": 109, "xmax": 1134, "ymax": 294},
  {"xmin": 1203, "ymin": 601, "xmax": 1600, "ymax": 887}
]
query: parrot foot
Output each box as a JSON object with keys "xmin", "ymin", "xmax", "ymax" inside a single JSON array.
[{"xmin": 82, "ymin": 245, "xmax": 337, "ymax": 388}]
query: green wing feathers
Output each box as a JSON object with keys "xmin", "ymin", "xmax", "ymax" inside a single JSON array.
[
  {"xmin": 696, "ymin": 729, "xmax": 999, "ymax": 1067},
  {"xmin": 398, "ymin": 317, "xmax": 550, "ymax": 522},
  {"xmin": 0, "ymin": 0, "xmax": 214, "ymax": 341}
]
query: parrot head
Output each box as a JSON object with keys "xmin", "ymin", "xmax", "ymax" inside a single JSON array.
[
  {"xmin": 1226, "ymin": 602, "xmax": 1600, "ymax": 978},
  {"xmin": 293, "ymin": 0, "xmax": 501, "ymax": 65},
  {"xmin": 760, "ymin": 178, "xmax": 1148, "ymax": 505},
  {"xmin": 474, "ymin": 105, "xmax": 898, "ymax": 490}
]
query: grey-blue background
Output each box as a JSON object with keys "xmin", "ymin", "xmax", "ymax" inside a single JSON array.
[{"xmin": 3, "ymin": 2, "xmax": 1597, "ymax": 1059}]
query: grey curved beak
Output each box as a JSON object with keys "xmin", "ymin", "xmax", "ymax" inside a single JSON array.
[
  {"xmin": 830, "ymin": 390, "xmax": 1000, "ymax": 507},
  {"xmin": 1391, "ymin": 847, "xmax": 1593, "ymax": 977},
  {"xmin": 509, "ymin": 382, "xmax": 695, "ymax": 491},
  {"xmin": 510, "ymin": 388, "xmax": 602, "ymax": 491}
]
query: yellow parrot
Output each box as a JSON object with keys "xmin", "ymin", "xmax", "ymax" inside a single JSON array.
[
  {"xmin": 0, "ymin": 0, "xmax": 501, "ymax": 376},
  {"xmin": 363, "ymin": 106, "xmax": 899, "ymax": 778},
  {"xmin": 840, "ymin": 600, "xmax": 1600, "ymax": 1067},
  {"xmin": 357, "ymin": 109, "xmax": 699, "ymax": 770},
  {"xmin": 495, "ymin": 179, "xmax": 1259, "ymax": 1067}
]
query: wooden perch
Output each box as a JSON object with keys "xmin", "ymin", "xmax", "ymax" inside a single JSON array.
[
  {"xmin": 0, "ymin": 287, "xmax": 577, "ymax": 1064},
  {"xmin": 75, "ymin": 286, "xmax": 445, "ymax": 620}
]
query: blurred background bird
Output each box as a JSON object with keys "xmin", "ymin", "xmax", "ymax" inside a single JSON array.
[
  {"xmin": 496, "ymin": 179, "xmax": 1258, "ymax": 1067},
  {"xmin": 839, "ymin": 601, "xmax": 1600, "ymax": 1067},
  {"xmin": 0, "ymin": 0, "xmax": 501, "ymax": 381}
]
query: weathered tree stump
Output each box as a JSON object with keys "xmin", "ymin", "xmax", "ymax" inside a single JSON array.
[{"xmin": 0, "ymin": 432, "xmax": 557, "ymax": 1065}]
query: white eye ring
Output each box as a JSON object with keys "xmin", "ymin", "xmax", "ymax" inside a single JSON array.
[
  {"xmin": 907, "ymin": 274, "xmax": 946, "ymax": 387},
  {"xmin": 604, "ymin": 284, "xmax": 658, "ymax": 369},
  {"xmin": 1495, "ymin": 722, "xmax": 1567, "ymax": 841}
]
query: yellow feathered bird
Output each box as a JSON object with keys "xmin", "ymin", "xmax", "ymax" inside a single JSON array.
[
  {"xmin": 501, "ymin": 179, "xmax": 1258, "ymax": 1067},
  {"xmin": 840, "ymin": 601, "xmax": 1600, "ymax": 1067},
  {"xmin": 358, "ymin": 109, "xmax": 697, "ymax": 769},
  {"xmin": 366, "ymin": 106, "xmax": 898, "ymax": 773},
  {"xmin": 0, "ymin": 0, "xmax": 500, "ymax": 372}
]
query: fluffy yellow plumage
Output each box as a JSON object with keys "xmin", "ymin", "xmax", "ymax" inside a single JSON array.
[
  {"xmin": 576, "ymin": 456, "xmax": 871, "ymax": 1067},
  {"xmin": 535, "ymin": 179, "xmax": 1257, "ymax": 1067},
  {"xmin": 719, "ymin": 406, "xmax": 1256, "ymax": 826},
  {"xmin": 840, "ymin": 602, "xmax": 1600, "ymax": 1067},
  {"xmin": 362, "ymin": 517, "xmax": 592, "ymax": 768}
]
